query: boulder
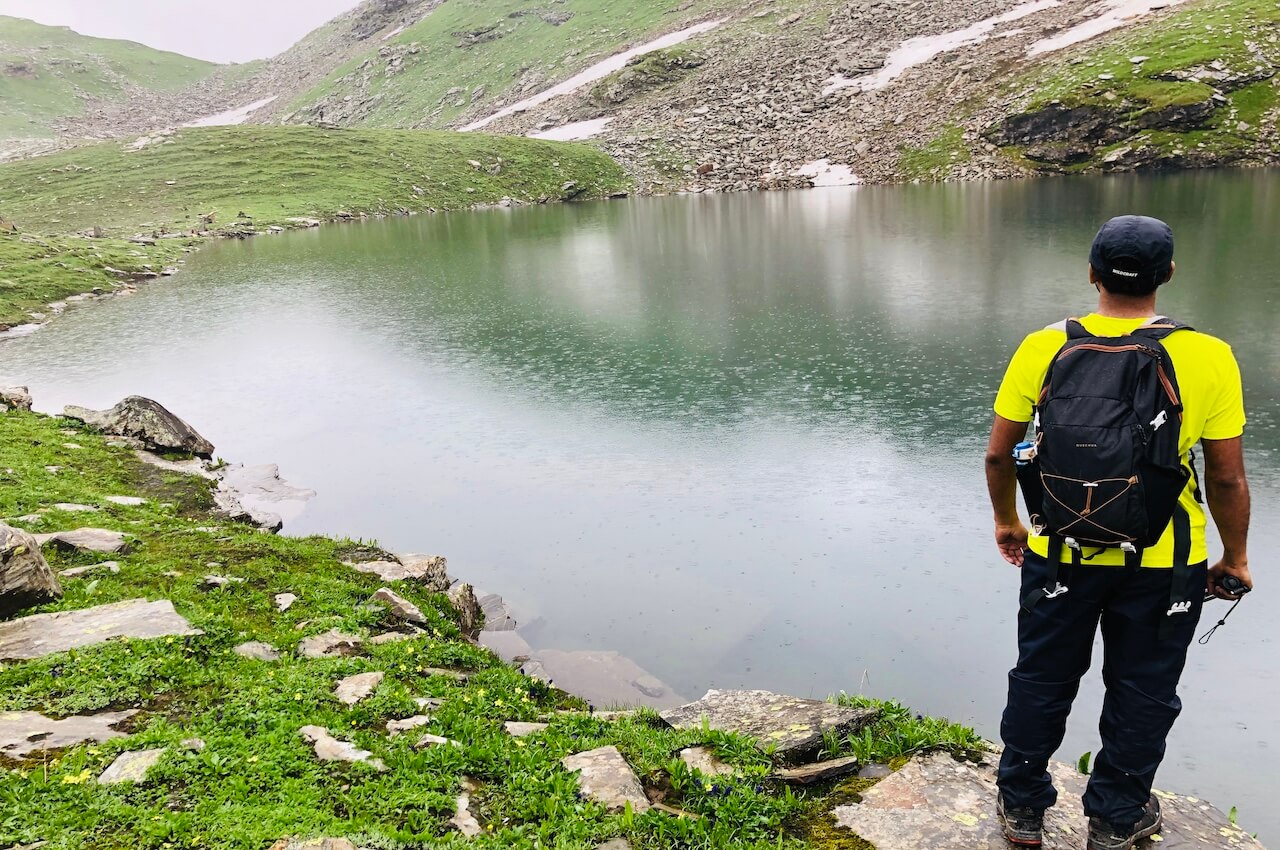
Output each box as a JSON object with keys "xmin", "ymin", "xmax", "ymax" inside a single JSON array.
[
  {"xmin": 0, "ymin": 598, "xmax": 195, "ymax": 661},
  {"xmin": 660, "ymin": 690, "xmax": 878, "ymax": 765},
  {"xmin": 448, "ymin": 582, "xmax": 481, "ymax": 634},
  {"xmin": 0, "ymin": 386, "xmax": 32, "ymax": 411},
  {"xmin": 63, "ymin": 396, "xmax": 214, "ymax": 458},
  {"xmin": 0, "ymin": 522, "xmax": 62, "ymax": 618},
  {"xmin": 832, "ymin": 752, "xmax": 1265, "ymax": 849},
  {"xmin": 370, "ymin": 587, "xmax": 427, "ymax": 624},
  {"xmin": 562, "ymin": 745, "xmax": 651, "ymax": 813}
]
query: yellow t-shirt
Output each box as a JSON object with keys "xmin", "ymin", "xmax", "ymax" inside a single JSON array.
[{"xmin": 994, "ymin": 313, "xmax": 1246, "ymax": 567}]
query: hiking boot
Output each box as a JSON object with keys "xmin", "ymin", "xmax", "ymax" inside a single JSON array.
[
  {"xmin": 997, "ymin": 793, "xmax": 1044, "ymax": 847},
  {"xmin": 1087, "ymin": 796, "xmax": 1163, "ymax": 850}
]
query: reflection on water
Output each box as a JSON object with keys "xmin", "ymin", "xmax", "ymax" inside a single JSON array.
[{"xmin": 2, "ymin": 169, "xmax": 1278, "ymax": 835}]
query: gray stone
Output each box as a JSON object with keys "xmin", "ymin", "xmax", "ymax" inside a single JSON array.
[
  {"xmin": 135, "ymin": 450, "xmax": 214, "ymax": 479},
  {"xmin": 297, "ymin": 629, "xmax": 363, "ymax": 659},
  {"xmin": 234, "ymin": 641, "xmax": 280, "ymax": 662},
  {"xmin": 355, "ymin": 554, "xmax": 449, "ymax": 589},
  {"xmin": 452, "ymin": 776, "xmax": 483, "ymax": 837},
  {"xmin": 180, "ymin": 738, "xmax": 206, "ymax": 752},
  {"xmin": 386, "ymin": 715, "xmax": 432, "ymax": 736},
  {"xmin": 416, "ymin": 733, "xmax": 463, "ymax": 749},
  {"xmin": 370, "ymin": 630, "xmax": 419, "ymax": 645},
  {"xmin": 35, "ymin": 528, "xmax": 130, "ymax": 555},
  {"xmin": 0, "ymin": 522, "xmax": 62, "ymax": 617},
  {"xmin": 97, "ymin": 748, "xmax": 166, "ymax": 784},
  {"xmin": 272, "ymin": 840, "xmax": 357, "ymax": 850},
  {"xmin": 562, "ymin": 745, "xmax": 650, "ymax": 813},
  {"xmin": 59, "ymin": 561, "xmax": 120, "ymax": 578},
  {"xmin": 52, "ymin": 503, "xmax": 99, "ymax": 513},
  {"xmin": 0, "ymin": 386, "xmax": 32, "ymax": 411},
  {"xmin": 448, "ymin": 583, "xmax": 481, "ymax": 634},
  {"xmin": 0, "ymin": 709, "xmax": 137, "ymax": 758},
  {"xmin": 857, "ymin": 763, "xmax": 894, "ymax": 779},
  {"xmin": 299, "ymin": 725, "xmax": 386, "ymax": 771},
  {"xmin": 370, "ymin": 587, "xmax": 427, "ymax": 624},
  {"xmin": 773, "ymin": 755, "xmax": 860, "ymax": 785},
  {"xmin": 595, "ymin": 842, "xmax": 633, "ymax": 850},
  {"xmin": 335, "ymin": 671, "xmax": 384, "ymax": 705},
  {"xmin": 274, "ymin": 592, "xmax": 298, "ymax": 612},
  {"xmin": 527, "ymin": 649, "xmax": 685, "ymax": 710},
  {"xmin": 414, "ymin": 697, "xmax": 444, "ymax": 711},
  {"xmin": 63, "ymin": 396, "xmax": 214, "ymax": 457},
  {"xmin": 660, "ymin": 690, "xmax": 878, "ymax": 765},
  {"xmin": 0, "ymin": 599, "xmax": 197, "ymax": 661},
  {"xmin": 104, "ymin": 495, "xmax": 147, "ymax": 507},
  {"xmin": 504, "ymin": 721, "xmax": 549, "ymax": 737},
  {"xmin": 679, "ymin": 746, "xmax": 737, "ymax": 777},
  {"xmin": 203, "ymin": 574, "xmax": 245, "ymax": 590},
  {"xmin": 421, "ymin": 666, "xmax": 469, "ymax": 682},
  {"xmin": 832, "ymin": 752, "xmax": 1265, "ymax": 849}
]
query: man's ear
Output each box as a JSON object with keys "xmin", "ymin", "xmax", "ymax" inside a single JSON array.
[
  {"xmin": 1164, "ymin": 260, "xmax": 1177, "ymax": 284},
  {"xmin": 1088, "ymin": 264, "xmax": 1102, "ymax": 287}
]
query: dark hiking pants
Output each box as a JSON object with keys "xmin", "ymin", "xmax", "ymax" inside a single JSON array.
[{"xmin": 997, "ymin": 550, "xmax": 1207, "ymax": 827}]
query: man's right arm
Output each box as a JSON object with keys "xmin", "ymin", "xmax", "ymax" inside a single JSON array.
[{"xmin": 1201, "ymin": 436, "xmax": 1252, "ymax": 598}]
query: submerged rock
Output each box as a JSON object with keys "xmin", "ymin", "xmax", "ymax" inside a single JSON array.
[
  {"xmin": 0, "ymin": 598, "xmax": 197, "ymax": 661},
  {"xmin": 525, "ymin": 649, "xmax": 685, "ymax": 710},
  {"xmin": 0, "ymin": 522, "xmax": 62, "ymax": 618},
  {"xmin": 562, "ymin": 745, "xmax": 651, "ymax": 813},
  {"xmin": 63, "ymin": 396, "xmax": 215, "ymax": 458},
  {"xmin": 832, "ymin": 752, "xmax": 1265, "ymax": 849},
  {"xmin": 660, "ymin": 690, "xmax": 878, "ymax": 765}
]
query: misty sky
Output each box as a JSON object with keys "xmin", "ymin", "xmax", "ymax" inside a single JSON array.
[{"xmin": 0, "ymin": 0, "xmax": 365, "ymax": 64}]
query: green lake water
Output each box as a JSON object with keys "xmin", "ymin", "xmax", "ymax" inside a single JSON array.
[{"xmin": 3, "ymin": 170, "xmax": 1278, "ymax": 836}]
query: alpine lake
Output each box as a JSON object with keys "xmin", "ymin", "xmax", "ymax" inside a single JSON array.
[{"xmin": 3, "ymin": 169, "xmax": 1278, "ymax": 839}]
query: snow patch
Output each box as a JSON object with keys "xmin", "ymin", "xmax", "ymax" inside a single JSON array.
[
  {"xmin": 1028, "ymin": 0, "xmax": 1190, "ymax": 56},
  {"xmin": 185, "ymin": 96, "xmax": 278, "ymax": 128},
  {"xmin": 463, "ymin": 19, "xmax": 725, "ymax": 132},
  {"xmin": 822, "ymin": 0, "xmax": 1061, "ymax": 96},
  {"xmin": 382, "ymin": 25, "xmax": 406, "ymax": 42},
  {"xmin": 795, "ymin": 159, "xmax": 860, "ymax": 187},
  {"xmin": 530, "ymin": 118, "xmax": 614, "ymax": 141}
]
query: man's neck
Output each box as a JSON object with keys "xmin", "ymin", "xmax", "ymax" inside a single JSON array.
[{"xmin": 1095, "ymin": 292, "xmax": 1159, "ymax": 320}]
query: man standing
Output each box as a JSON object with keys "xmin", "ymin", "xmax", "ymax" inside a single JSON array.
[{"xmin": 984, "ymin": 216, "xmax": 1253, "ymax": 849}]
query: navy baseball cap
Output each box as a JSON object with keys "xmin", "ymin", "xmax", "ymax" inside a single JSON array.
[{"xmin": 1089, "ymin": 215, "xmax": 1175, "ymax": 291}]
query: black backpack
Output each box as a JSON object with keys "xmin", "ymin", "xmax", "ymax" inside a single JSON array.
[{"xmin": 1019, "ymin": 318, "xmax": 1197, "ymax": 615}]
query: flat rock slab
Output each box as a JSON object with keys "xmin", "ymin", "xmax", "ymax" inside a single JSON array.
[
  {"xmin": 369, "ymin": 588, "xmax": 427, "ymax": 624},
  {"xmin": 524, "ymin": 649, "xmax": 686, "ymax": 710},
  {"xmin": 104, "ymin": 496, "xmax": 147, "ymax": 507},
  {"xmin": 0, "ymin": 598, "xmax": 198, "ymax": 661},
  {"xmin": 234, "ymin": 641, "xmax": 280, "ymax": 662},
  {"xmin": 297, "ymin": 630, "xmax": 363, "ymax": 659},
  {"xmin": 562, "ymin": 745, "xmax": 651, "ymax": 813},
  {"xmin": 335, "ymin": 671, "xmax": 384, "ymax": 706},
  {"xmin": 832, "ymin": 752, "xmax": 1266, "ymax": 849},
  {"xmin": 98, "ymin": 748, "xmax": 166, "ymax": 784},
  {"xmin": 386, "ymin": 715, "xmax": 432, "ymax": 736},
  {"xmin": 660, "ymin": 690, "xmax": 878, "ymax": 765},
  {"xmin": 354, "ymin": 555, "xmax": 449, "ymax": 590},
  {"xmin": 269, "ymin": 840, "xmax": 358, "ymax": 850},
  {"xmin": 35, "ymin": 528, "xmax": 130, "ymax": 554},
  {"xmin": 774, "ymin": 755, "xmax": 861, "ymax": 785},
  {"xmin": 299, "ymin": 725, "xmax": 385, "ymax": 771},
  {"xmin": 0, "ymin": 709, "xmax": 137, "ymax": 758},
  {"xmin": 504, "ymin": 721, "xmax": 549, "ymax": 737}
]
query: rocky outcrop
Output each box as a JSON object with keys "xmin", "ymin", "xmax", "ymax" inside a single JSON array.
[
  {"xmin": 0, "ymin": 522, "xmax": 62, "ymax": 618},
  {"xmin": 0, "ymin": 386, "xmax": 32, "ymax": 411},
  {"xmin": 660, "ymin": 689, "xmax": 878, "ymax": 764},
  {"xmin": 63, "ymin": 396, "xmax": 215, "ymax": 458},
  {"xmin": 448, "ymin": 582, "xmax": 481, "ymax": 634},
  {"xmin": 832, "ymin": 752, "xmax": 1265, "ymax": 849}
]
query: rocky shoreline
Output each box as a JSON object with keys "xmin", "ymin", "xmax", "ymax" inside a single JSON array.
[{"xmin": 0, "ymin": 392, "xmax": 1266, "ymax": 848}]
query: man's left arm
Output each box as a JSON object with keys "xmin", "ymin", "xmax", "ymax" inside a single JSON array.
[{"xmin": 986, "ymin": 415, "xmax": 1030, "ymax": 566}]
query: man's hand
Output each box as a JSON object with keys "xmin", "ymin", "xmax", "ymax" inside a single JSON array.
[
  {"xmin": 1208, "ymin": 557, "xmax": 1253, "ymax": 600},
  {"xmin": 996, "ymin": 521, "xmax": 1029, "ymax": 567}
]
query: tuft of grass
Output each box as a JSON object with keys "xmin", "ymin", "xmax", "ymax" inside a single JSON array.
[
  {"xmin": 0, "ymin": 15, "xmax": 217, "ymax": 139},
  {"xmin": 827, "ymin": 694, "xmax": 986, "ymax": 764},
  {"xmin": 898, "ymin": 124, "xmax": 972, "ymax": 180},
  {"xmin": 0, "ymin": 125, "xmax": 631, "ymax": 328}
]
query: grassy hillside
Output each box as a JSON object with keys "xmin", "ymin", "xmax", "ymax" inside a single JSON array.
[
  {"xmin": 0, "ymin": 15, "xmax": 218, "ymax": 139},
  {"xmin": 0, "ymin": 125, "xmax": 630, "ymax": 328},
  {"xmin": 281, "ymin": 0, "xmax": 741, "ymax": 130}
]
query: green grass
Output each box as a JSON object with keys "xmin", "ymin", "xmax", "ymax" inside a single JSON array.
[
  {"xmin": 0, "ymin": 409, "xmax": 984, "ymax": 849},
  {"xmin": 897, "ymin": 125, "xmax": 972, "ymax": 181},
  {"xmin": 283, "ymin": 0, "xmax": 743, "ymax": 130},
  {"xmin": 0, "ymin": 125, "xmax": 630, "ymax": 328},
  {"xmin": 997, "ymin": 0, "xmax": 1279, "ymax": 168},
  {"xmin": 0, "ymin": 15, "xmax": 217, "ymax": 138}
]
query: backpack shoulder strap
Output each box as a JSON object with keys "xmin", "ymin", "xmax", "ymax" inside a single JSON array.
[
  {"xmin": 1133, "ymin": 316, "xmax": 1194, "ymax": 341},
  {"xmin": 1064, "ymin": 318, "xmax": 1092, "ymax": 340}
]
